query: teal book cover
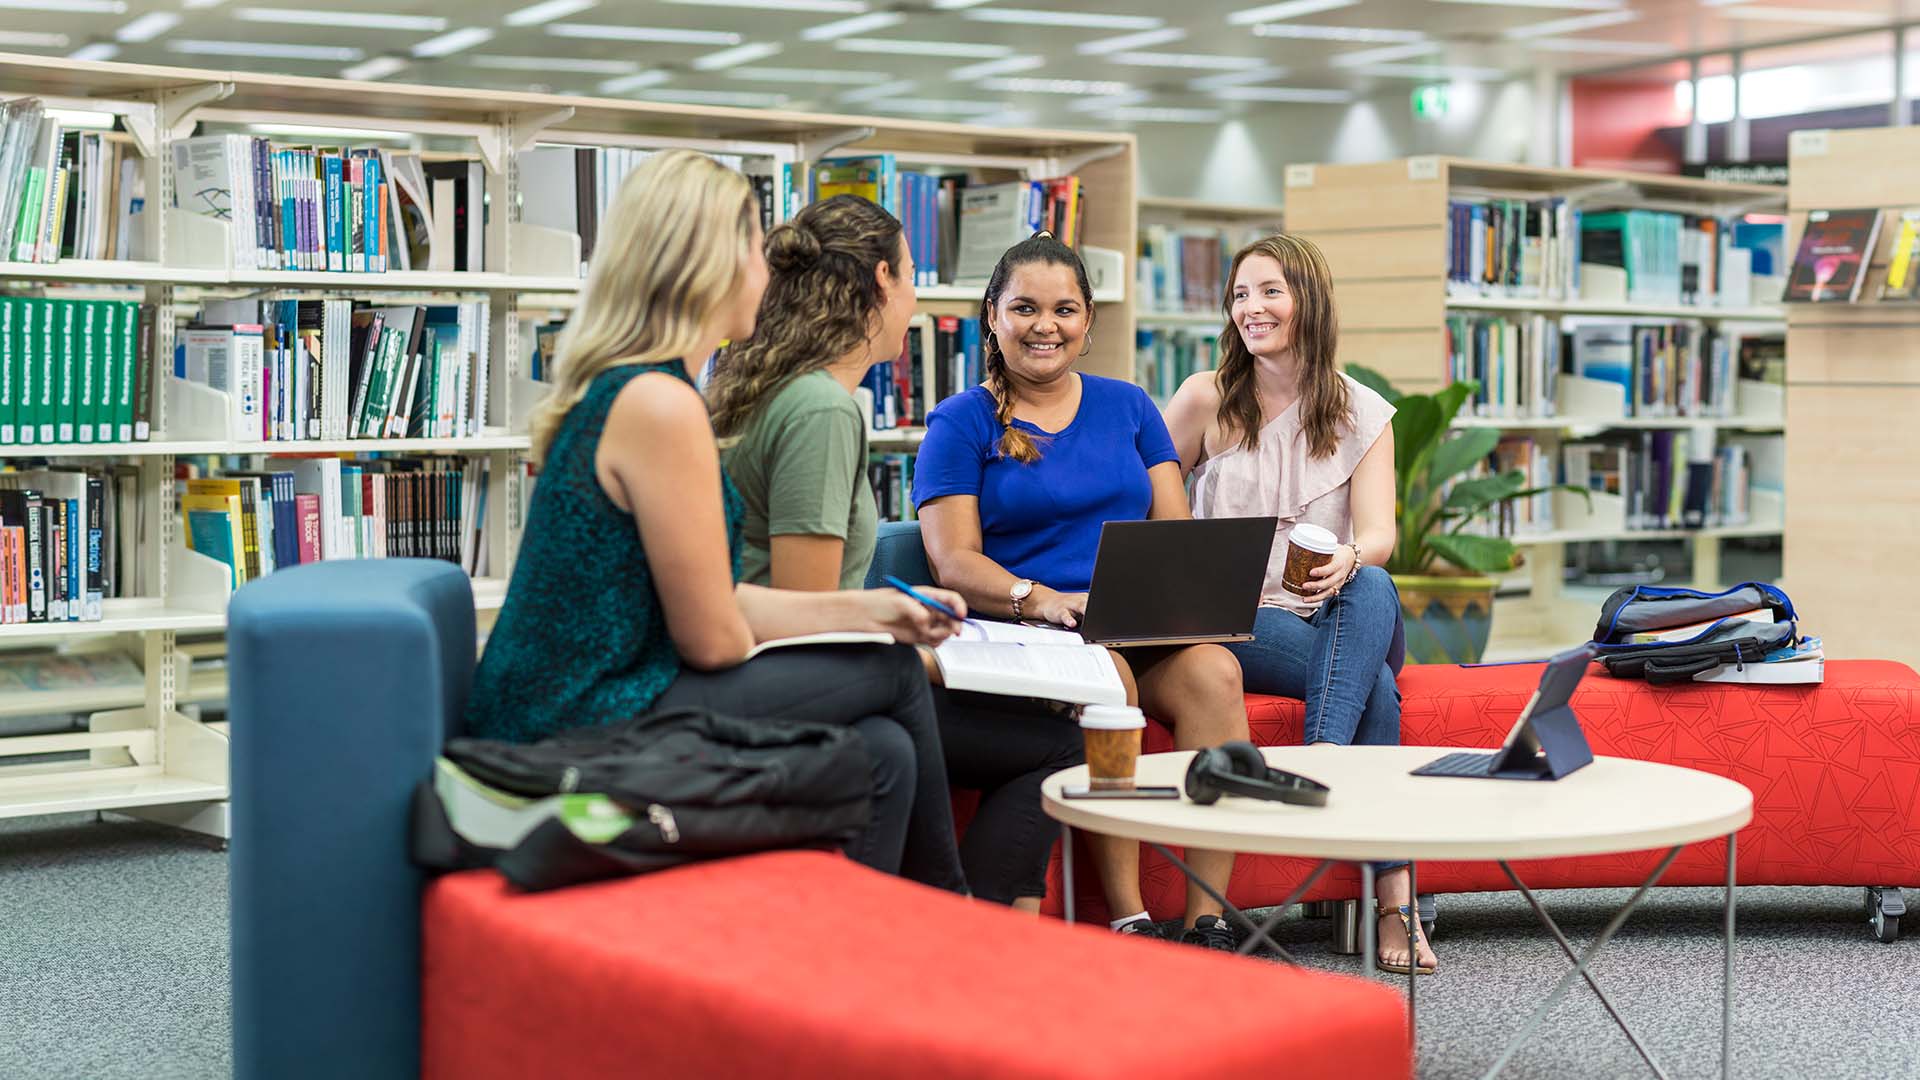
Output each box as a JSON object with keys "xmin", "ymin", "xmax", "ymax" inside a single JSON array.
[{"xmin": 186, "ymin": 508, "xmax": 237, "ymax": 589}]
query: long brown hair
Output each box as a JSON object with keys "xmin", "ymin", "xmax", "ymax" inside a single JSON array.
[
  {"xmin": 530, "ymin": 150, "xmax": 755, "ymax": 464},
  {"xmin": 1216, "ymin": 233, "xmax": 1348, "ymax": 459},
  {"xmin": 707, "ymin": 195, "xmax": 906, "ymax": 439},
  {"xmin": 980, "ymin": 231, "xmax": 1094, "ymax": 464}
]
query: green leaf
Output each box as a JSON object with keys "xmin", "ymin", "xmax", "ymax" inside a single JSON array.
[
  {"xmin": 1390, "ymin": 394, "xmax": 1442, "ymax": 492},
  {"xmin": 1443, "ymin": 470, "xmax": 1527, "ymax": 513},
  {"xmin": 1344, "ymin": 363, "xmax": 1402, "ymax": 404},
  {"xmin": 1426, "ymin": 532, "xmax": 1519, "ymax": 574},
  {"xmin": 1427, "ymin": 428, "xmax": 1501, "ymax": 490},
  {"xmin": 1432, "ymin": 379, "xmax": 1477, "ymax": 429}
]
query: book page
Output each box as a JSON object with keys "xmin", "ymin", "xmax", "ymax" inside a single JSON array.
[
  {"xmin": 954, "ymin": 619, "xmax": 1083, "ymax": 646},
  {"xmin": 745, "ymin": 631, "xmax": 892, "ymax": 661},
  {"xmin": 934, "ymin": 641, "xmax": 1127, "ymax": 706}
]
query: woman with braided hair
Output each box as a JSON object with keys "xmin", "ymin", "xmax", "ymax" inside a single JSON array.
[{"xmin": 912, "ymin": 231, "xmax": 1250, "ymax": 951}]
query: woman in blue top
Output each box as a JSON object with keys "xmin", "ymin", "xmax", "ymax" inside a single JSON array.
[
  {"xmin": 914, "ymin": 232, "xmax": 1251, "ymax": 950},
  {"xmin": 464, "ymin": 150, "xmax": 968, "ymax": 893}
]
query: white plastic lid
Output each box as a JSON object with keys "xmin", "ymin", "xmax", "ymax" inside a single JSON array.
[
  {"xmin": 1288, "ymin": 523, "xmax": 1339, "ymax": 555},
  {"xmin": 1079, "ymin": 705, "xmax": 1146, "ymax": 730}
]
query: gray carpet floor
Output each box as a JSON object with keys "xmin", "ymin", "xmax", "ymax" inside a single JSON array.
[{"xmin": 3, "ymin": 811, "xmax": 1916, "ymax": 1079}]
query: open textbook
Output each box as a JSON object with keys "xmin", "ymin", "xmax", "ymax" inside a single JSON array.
[{"xmin": 745, "ymin": 620, "xmax": 1128, "ymax": 706}]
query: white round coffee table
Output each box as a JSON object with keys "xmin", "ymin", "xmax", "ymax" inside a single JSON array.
[{"xmin": 1042, "ymin": 745, "xmax": 1754, "ymax": 1080}]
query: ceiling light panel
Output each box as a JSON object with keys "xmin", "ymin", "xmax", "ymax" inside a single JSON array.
[
  {"xmin": 727, "ymin": 66, "xmax": 893, "ymax": 84},
  {"xmin": 1715, "ymin": 6, "xmax": 1889, "ymax": 27},
  {"xmin": 0, "ymin": 31, "xmax": 67, "ymax": 46},
  {"xmin": 599, "ymin": 70, "xmax": 672, "ymax": 93},
  {"xmin": 1252, "ymin": 23, "xmax": 1426, "ymax": 42},
  {"xmin": 1426, "ymin": 0, "xmax": 1622, "ymax": 8},
  {"xmin": 470, "ymin": 54, "xmax": 639, "ymax": 73},
  {"xmin": 342, "ymin": 56, "xmax": 409, "ymax": 80},
  {"xmin": 838, "ymin": 78, "xmax": 916, "ymax": 102},
  {"xmin": 1188, "ymin": 66, "xmax": 1290, "ymax": 90},
  {"xmin": 691, "ymin": 42, "xmax": 783, "ymax": 70},
  {"xmin": 1077, "ymin": 28, "xmax": 1186, "ymax": 55},
  {"xmin": 169, "ymin": 39, "xmax": 363, "ymax": 60},
  {"xmin": 641, "ymin": 88, "xmax": 790, "ymax": 107},
  {"xmin": 411, "ymin": 27, "xmax": 493, "ymax": 58},
  {"xmin": 114, "ymin": 12, "xmax": 180, "ymax": 41},
  {"xmin": 664, "ymin": 0, "xmax": 865, "ymax": 9},
  {"xmin": 948, "ymin": 54, "xmax": 1046, "ymax": 80},
  {"xmin": 1108, "ymin": 106, "xmax": 1224, "ymax": 122},
  {"xmin": 962, "ymin": 9, "xmax": 1162, "ymax": 29},
  {"xmin": 1329, "ymin": 41, "xmax": 1442, "ymax": 66},
  {"xmin": 1213, "ymin": 85, "xmax": 1354, "ymax": 102},
  {"xmin": 801, "ymin": 12, "xmax": 902, "ymax": 39},
  {"xmin": 1108, "ymin": 52, "xmax": 1271, "ymax": 70},
  {"xmin": 1067, "ymin": 89, "xmax": 1151, "ymax": 111},
  {"xmin": 980, "ymin": 77, "xmax": 1134, "ymax": 95},
  {"xmin": 929, "ymin": 0, "xmax": 995, "ymax": 8},
  {"xmin": 547, "ymin": 23, "xmax": 741, "ymax": 44},
  {"xmin": 1502, "ymin": 9, "xmax": 1638, "ymax": 37},
  {"xmin": 1226, "ymin": 0, "xmax": 1358, "ymax": 25},
  {"xmin": 864, "ymin": 98, "xmax": 1006, "ymax": 115},
  {"xmin": 70, "ymin": 43, "xmax": 121, "ymax": 60},
  {"xmin": 835, "ymin": 38, "xmax": 1014, "ymax": 58},
  {"xmin": 1349, "ymin": 63, "xmax": 1508, "ymax": 80},
  {"xmin": 503, "ymin": 0, "xmax": 595, "ymax": 27},
  {"xmin": 1520, "ymin": 37, "xmax": 1668, "ymax": 54},
  {"xmin": 234, "ymin": 8, "xmax": 446, "ymax": 30}
]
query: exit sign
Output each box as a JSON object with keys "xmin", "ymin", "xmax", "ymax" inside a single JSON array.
[{"xmin": 1412, "ymin": 84, "xmax": 1449, "ymax": 119}]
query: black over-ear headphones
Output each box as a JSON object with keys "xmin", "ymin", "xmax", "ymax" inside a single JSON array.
[{"xmin": 1184, "ymin": 741, "xmax": 1331, "ymax": 807}]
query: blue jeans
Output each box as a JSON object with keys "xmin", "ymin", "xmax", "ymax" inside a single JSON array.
[{"xmin": 1226, "ymin": 566, "xmax": 1403, "ymax": 747}]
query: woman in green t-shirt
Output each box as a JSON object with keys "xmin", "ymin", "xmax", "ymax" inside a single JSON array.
[{"xmin": 711, "ymin": 196, "xmax": 1096, "ymax": 910}]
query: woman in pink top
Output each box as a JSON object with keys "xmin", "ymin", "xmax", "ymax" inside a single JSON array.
[{"xmin": 1164, "ymin": 233, "xmax": 1435, "ymax": 975}]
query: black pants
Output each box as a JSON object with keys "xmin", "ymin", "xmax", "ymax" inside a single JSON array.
[
  {"xmin": 656, "ymin": 644, "xmax": 967, "ymax": 894},
  {"xmin": 936, "ymin": 691, "xmax": 1084, "ymax": 904}
]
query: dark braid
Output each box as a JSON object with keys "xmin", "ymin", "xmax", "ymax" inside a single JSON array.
[{"xmin": 979, "ymin": 230, "xmax": 1094, "ymax": 464}]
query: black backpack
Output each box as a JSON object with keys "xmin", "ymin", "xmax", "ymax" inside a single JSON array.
[
  {"xmin": 1590, "ymin": 582, "xmax": 1798, "ymax": 686},
  {"xmin": 414, "ymin": 707, "xmax": 873, "ymax": 891}
]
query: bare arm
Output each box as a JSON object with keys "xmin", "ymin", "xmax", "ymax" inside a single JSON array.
[
  {"xmin": 1145, "ymin": 460, "xmax": 1191, "ymax": 521},
  {"xmin": 1161, "ymin": 371, "xmax": 1220, "ymax": 477},
  {"xmin": 918, "ymin": 494, "xmax": 1028, "ymax": 619},
  {"xmin": 1348, "ymin": 423, "xmax": 1397, "ymax": 567},
  {"xmin": 598, "ymin": 375, "xmax": 961, "ymax": 668},
  {"xmin": 769, "ymin": 535, "xmax": 844, "ymax": 592}
]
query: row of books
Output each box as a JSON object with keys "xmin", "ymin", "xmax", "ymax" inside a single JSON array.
[
  {"xmin": 0, "ymin": 102, "xmax": 145, "ymax": 265},
  {"xmin": 1784, "ymin": 208, "xmax": 1920, "ymax": 303},
  {"xmin": 179, "ymin": 456, "xmax": 489, "ymax": 591},
  {"xmin": 1446, "ymin": 198, "xmax": 1784, "ymax": 308},
  {"xmin": 1135, "ymin": 326, "xmax": 1220, "ymax": 404},
  {"xmin": 518, "ymin": 147, "xmax": 775, "ymax": 278},
  {"xmin": 855, "ymin": 316, "xmax": 986, "ymax": 432},
  {"xmin": 1136, "ymin": 224, "xmax": 1270, "ymax": 313},
  {"xmin": 868, "ymin": 453, "xmax": 916, "ymax": 524},
  {"xmin": 1444, "ymin": 314, "xmax": 1562, "ymax": 420},
  {"xmin": 0, "ymin": 298, "xmax": 154, "ymax": 446},
  {"xmin": 1564, "ymin": 432, "xmax": 1769, "ymax": 531},
  {"xmin": 172, "ymin": 135, "xmax": 486, "ymax": 274},
  {"xmin": 181, "ymin": 300, "xmax": 490, "ymax": 443},
  {"xmin": 0, "ymin": 467, "xmax": 134, "ymax": 624}
]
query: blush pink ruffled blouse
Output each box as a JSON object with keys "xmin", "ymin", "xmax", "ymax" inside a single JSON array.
[{"xmin": 1190, "ymin": 373, "xmax": 1396, "ymax": 615}]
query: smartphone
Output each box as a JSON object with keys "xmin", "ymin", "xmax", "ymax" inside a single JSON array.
[{"xmin": 1061, "ymin": 785, "xmax": 1181, "ymax": 800}]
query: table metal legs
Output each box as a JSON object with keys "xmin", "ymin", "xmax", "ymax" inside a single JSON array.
[
  {"xmin": 1061, "ymin": 824, "xmax": 1075, "ymax": 925},
  {"xmin": 1145, "ymin": 842, "xmax": 1332, "ymax": 961},
  {"xmin": 1724, "ymin": 832, "xmax": 1736, "ymax": 1080}
]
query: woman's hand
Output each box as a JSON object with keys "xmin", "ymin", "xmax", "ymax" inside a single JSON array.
[
  {"xmin": 1302, "ymin": 545, "xmax": 1358, "ymax": 603},
  {"xmin": 856, "ymin": 588, "xmax": 968, "ymax": 646},
  {"xmin": 1029, "ymin": 587, "xmax": 1088, "ymax": 629}
]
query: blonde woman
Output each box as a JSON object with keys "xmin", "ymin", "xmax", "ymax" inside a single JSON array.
[{"xmin": 463, "ymin": 151, "xmax": 968, "ymax": 893}]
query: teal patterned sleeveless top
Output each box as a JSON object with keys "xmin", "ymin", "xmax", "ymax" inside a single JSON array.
[{"xmin": 465, "ymin": 359, "xmax": 743, "ymax": 743}]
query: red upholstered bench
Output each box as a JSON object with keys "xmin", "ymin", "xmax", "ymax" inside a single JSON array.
[
  {"xmin": 422, "ymin": 851, "xmax": 1410, "ymax": 1080},
  {"xmin": 1033, "ymin": 659, "xmax": 1920, "ymax": 929}
]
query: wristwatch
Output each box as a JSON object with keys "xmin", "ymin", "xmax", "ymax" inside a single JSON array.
[{"xmin": 1009, "ymin": 579, "xmax": 1035, "ymax": 620}]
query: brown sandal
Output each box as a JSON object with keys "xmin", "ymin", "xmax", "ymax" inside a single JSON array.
[{"xmin": 1375, "ymin": 904, "xmax": 1438, "ymax": 975}]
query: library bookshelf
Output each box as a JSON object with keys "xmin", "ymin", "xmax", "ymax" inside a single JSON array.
[
  {"xmin": 1783, "ymin": 126, "xmax": 1920, "ymax": 667},
  {"xmin": 1284, "ymin": 156, "xmax": 1790, "ymax": 658},
  {"xmin": 0, "ymin": 50, "xmax": 1136, "ymax": 834}
]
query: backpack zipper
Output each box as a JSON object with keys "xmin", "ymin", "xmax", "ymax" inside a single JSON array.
[{"xmin": 647, "ymin": 804, "xmax": 680, "ymax": 844}]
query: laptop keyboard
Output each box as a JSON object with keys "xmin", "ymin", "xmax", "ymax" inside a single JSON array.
[{"xmin": 1413, "ymin": 751, "xmax": 1497, "ymax": 778}]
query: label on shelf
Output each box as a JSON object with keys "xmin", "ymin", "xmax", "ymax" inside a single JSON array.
[
  {"xmin": 1284, "ymin": 164, "xmax": 1315, "ymax": 189},
  {"xmin": 1407, "ymin": 156, "xmax": 1441, "ymax": 182},
  {"xmin": 1790, "ymin": 130, "xmax": 1830, "ymax": 158}
]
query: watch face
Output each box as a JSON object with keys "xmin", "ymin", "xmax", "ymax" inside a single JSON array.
[{"xmin": 1010, "ymin": 579, "xmax": 1034, "ymax": 600}]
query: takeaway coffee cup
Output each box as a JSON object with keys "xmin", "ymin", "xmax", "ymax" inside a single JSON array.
[
  {"xmin": 1080, "ymin": 705, "xmax": 1147, "ymax": 791},
  {"xmin": 1281, "ymin": 523, "xmax": 1340, "ymax": 597}
]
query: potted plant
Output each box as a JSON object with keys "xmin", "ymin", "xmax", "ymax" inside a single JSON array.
[{"xmin": 1347, "ymin": 364, "xmax": 1586, "ymax": 664}]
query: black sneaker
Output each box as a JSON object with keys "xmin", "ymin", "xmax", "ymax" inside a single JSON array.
[
  {"xmin": 1114, "ymin": 917, "xmax": 1164, "ymax": 941},
  {"xmin": 1180, "ymin": 915, "xmax": 1238, "ymax": 952}
]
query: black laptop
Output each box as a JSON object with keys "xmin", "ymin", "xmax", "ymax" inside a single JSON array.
[{"xmin": 1073, "ymin": 517, "xmax": 1277, "ymax": 648}]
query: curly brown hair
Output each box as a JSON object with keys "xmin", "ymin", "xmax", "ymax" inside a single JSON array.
[
  {"xmin": 980, "ymin": 231, "xmax": 1094, "ymax": 464},
  {"xmin": 1215, "ymin": 233, "xmax": 1348, "ymax": 459},
  {"xmin": 707, "ymin": 194, "xmax": 905, "ymax": 438}
]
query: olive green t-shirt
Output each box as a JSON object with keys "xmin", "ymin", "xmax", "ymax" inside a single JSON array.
[{"xmin": 721, "ymin": 369, "xmax": 876, "ymax": 591}]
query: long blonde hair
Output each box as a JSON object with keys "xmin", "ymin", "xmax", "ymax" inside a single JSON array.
[{"xmin": 529, "ymin": 149, "xmax": 757, "ymax": 464}]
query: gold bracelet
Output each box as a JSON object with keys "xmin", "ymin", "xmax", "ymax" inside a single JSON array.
[{"xmin": 1344, "ymin": 543, "xmax": 1364, "ymax": 585}]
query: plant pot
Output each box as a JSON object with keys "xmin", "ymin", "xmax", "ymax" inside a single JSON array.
[{"xmin": 1392, "ymin": 573, "xmax": 1497, "ymax": 665}]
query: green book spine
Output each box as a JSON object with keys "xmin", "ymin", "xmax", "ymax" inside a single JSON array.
[
  {"xmin": 75, "ymin": 300, "xmax": 95, "ymax": 442},
  {"xmin": 113, "ymin": 301, "xmax": 134, "ymax": 442},
  {"xmin": 54, "ymin": 299, "xmax": 74, "ymax": 443},
  {"xmin": 12, "ymin": 169, "xmax": 42, "ymax": 262},
  {"xmin": 0, "ymin": 296, "xmax": 14, "ymax": 444},
  {"xmin": 35, "ymin": 298, "xmax": 54, "ymax": 443},
  {"xmin": 15, "ymin": 297, "xmax": 34, "ymax": 445},
  {"xmin": 92, "ymin": 300, "xmax": 112, "ymax": 442},
  {"xmin": 360, "ymin": 328, "xmax": 395, "ymax": 438}
]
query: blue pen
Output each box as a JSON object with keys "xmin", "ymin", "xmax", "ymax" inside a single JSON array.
[{"xmin": 883, "ymin": 575, "xmax": 965, "ymax": 621}]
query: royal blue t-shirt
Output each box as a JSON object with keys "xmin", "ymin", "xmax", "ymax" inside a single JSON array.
[{"xmin": 912, "ymin": 375, "xmax": 1179, "ymax": 593}]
